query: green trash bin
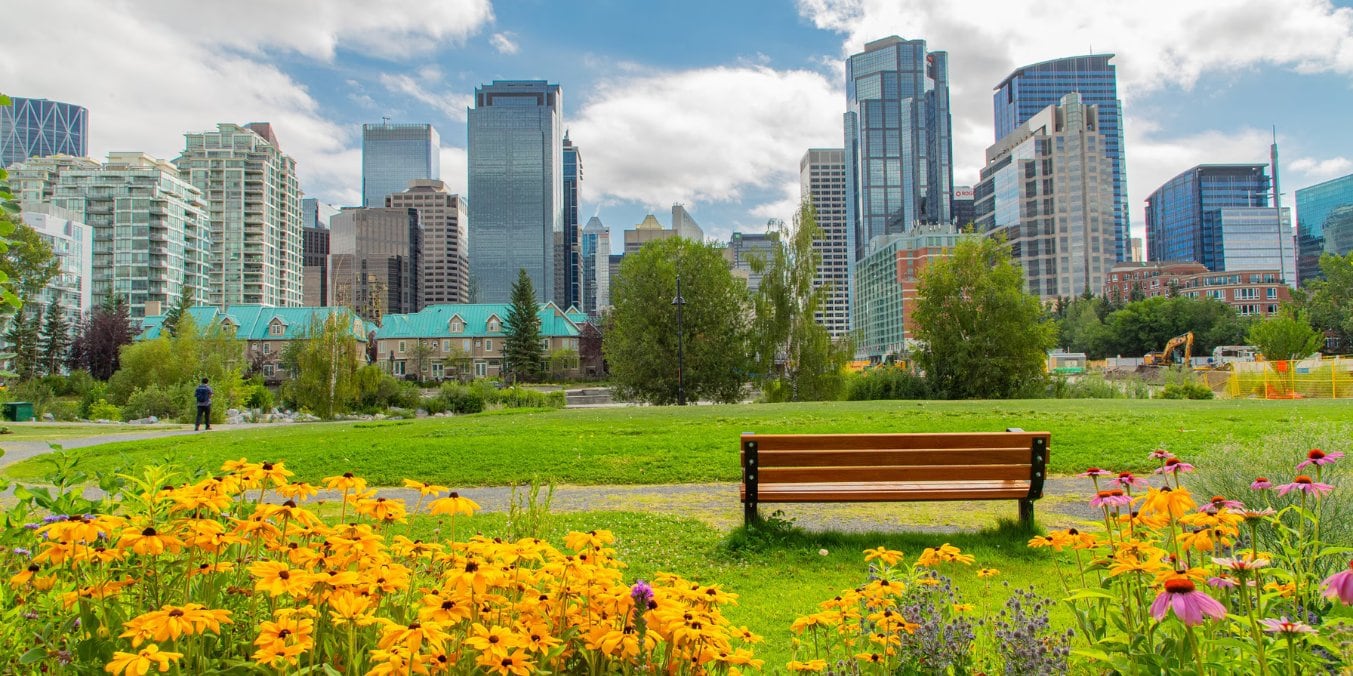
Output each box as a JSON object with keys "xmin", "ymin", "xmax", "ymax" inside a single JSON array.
[{"xmin": 2, "ymin": 401, "xmax": 34, "ymax": 422}]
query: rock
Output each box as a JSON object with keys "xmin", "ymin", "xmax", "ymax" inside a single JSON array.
[
  {"xmin": 42, "ymin": 412, "xmax": 55, "ymax": 422},
  {"xmin": 374, "ymin": 413, "xmax": 386, "ymax": 421},
  {"xmin": 227, "ymin": 408, "xmax": 241, "ymax": 417},
  {"xmin": 147, "ymin": 416, "xmax": 158, "ymax": 424}
]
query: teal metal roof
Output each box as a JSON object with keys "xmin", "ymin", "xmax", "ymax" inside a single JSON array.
[
  {"xmin": 138, "ymin": 305, "xmax": 369, "ymax": 342},
  {"xmin": 373, "ymin": 303, "xmax": 581, "ymax": 340}
]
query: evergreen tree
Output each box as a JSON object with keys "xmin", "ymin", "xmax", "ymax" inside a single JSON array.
[
  {"xmin": 4, "ymin": 307, "xmax": 41, "ymax": 380},
  {"xmin": 39, "ymin": 301, "xmax": 70, "ymax": 376},
  {"xmin": 502, "ymin": 269, "xmax": 544, "ymax": 383},
  {"xmin": 162, "ymin": 285, "xmax": 194, "ymax": 337}
]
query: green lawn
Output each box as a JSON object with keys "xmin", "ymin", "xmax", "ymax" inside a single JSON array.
[
  {"xmin": 0, "ymin": 422, "xmax": 182, "ymax": 441},
  {"xmin": 405, "ymin": 510, "xmax": 1057, "ymax": 668},
  {"xmin": 5, "ymin": 399, "xmax": 1344, "ymax": 486}
]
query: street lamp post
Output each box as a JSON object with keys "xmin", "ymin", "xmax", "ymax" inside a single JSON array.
[{"xmin": 673, "ymin": 275, "xmax": 687, "ymax": 406}]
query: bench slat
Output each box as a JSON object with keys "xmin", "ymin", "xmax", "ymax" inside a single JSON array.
[
  {"xmin": 760, "ymin": 463, "xmax": 1032, "ymax": 483},
  {"xmin": 753, "ymin": 448, "xmax": 1031, "ymax": 468},
  {"xmin": 745, "ymin": 480, "xmax": 1031, "ymax": 502},
  {"xmin": 749, "ymin": 433, "xmax": 1048, "ymax": 452}
]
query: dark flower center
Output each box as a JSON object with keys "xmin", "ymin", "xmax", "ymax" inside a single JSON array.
[
  {"xmin": 1309, "ymin": 449, "xmax": 1326, "ymax": 459},
  {"xmin": 1164, "ymin": 577, "xmax": 1196, "ymax": 594},
  {"xmin": 141, "ymin": 527, "xmax": 157, "ymax": 536},
  {"xmin": 1294, "ymin": 475, "xmax": 1313, "ymax": 484},
  {"xmin": 278, "ymin": 571, "xmax": 290, "ymax": 580},
  {"xmin": 169, "ymin": 609, "xmax": 184, "ymax": 617},
  {"xmin": 342, "ymin": 472, "xmax": 354, "ymax": 478},
  {"xmin": 262, "ymin": 463, "xmax": 274, "ymax": 470}
]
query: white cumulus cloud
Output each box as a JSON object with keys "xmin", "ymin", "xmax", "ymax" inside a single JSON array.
[{"xmin": 491, "ymin": 32, "xmax": 520, "ymax": 55}]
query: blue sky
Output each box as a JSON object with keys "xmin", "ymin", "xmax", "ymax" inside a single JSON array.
[{"xmin": 5, "ymin": 0, "xmax": 1353, "ymax": 252}]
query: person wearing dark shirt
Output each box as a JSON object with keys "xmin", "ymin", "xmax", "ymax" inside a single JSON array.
[{"xmin": 194, "ymin": 378, "xmax": 214, "ymax": 431}]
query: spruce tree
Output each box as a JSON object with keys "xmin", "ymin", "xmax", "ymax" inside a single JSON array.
[
  {"xmin": 502, "ymin": 269, "xmax": 544, "ymax": 383},
  {"xmin": 162, "ymin": 285, "xmax": 194, "ymax": 337},
  {"xmin": 40, "ymin": 301, "xmax": 70, "ymax": 376},
  {"xmin": 4, "ymin": 307, "xmax": 41, "ymax": 380}
]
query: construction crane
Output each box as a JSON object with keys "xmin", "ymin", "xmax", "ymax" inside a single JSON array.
[{"xmin": 1144, "ymin": 332, "xmax": 1194, "ymax": 367}]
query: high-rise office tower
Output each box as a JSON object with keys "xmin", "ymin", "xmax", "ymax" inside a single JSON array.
[
  {"xmin": 844, "ymin": 36, "xmax": 954, "ymax": 263},
  {"xmin": 176, "ymin": 123, "xmax": 303, "ymax": 307},
  {"xmin": 302, "ymin": 226, "xmax": 330, "ymax": 307},
  {"xmin": 302, "ymin": 198, "xmax": 340, "ymax": 231},
  {"xmin": 1, "ymin": 97, "xmax": 88, "ymax": 168},
  {"xmin": 580, "ymin": 216, "xmax": 610, "ymax": 317},
  {"xmin": 388, "ymin": 179, "xmax": 469, "ymax": 305},
  {"xmin": 561, "ymin": 133, "xmax": 582, "ymax": 309},
  {"xmin": 1295, "ymin": 172, "xmax": 1353, "ymax": 283},
  {"xmin": 1146, "ymin": 164, "xmax": 1293, "ymax": 283},
  {"xmin": 951, "ymin": 186, "xmax": 975, "ymax": 227},
  {"xmin": 29, "ymin": 152, "xmax": 211, "ymax": 319},
  {"xmin": 361, "ymin": 122, "xmax": 440, "ymax": 208},
  {"xmin": 467, "ymin": 80, "xmax": 564, "ymax": 304},
  {"xmin": 729, "ymin": 229, "xmax": 779, "ymax": 295},
  {"xmin": 994, "ymin": 55, "xmax": 1130, "ymax": 261},
  {"xmin": 974, "ymin": 93, "xmax": 1116, "ymax": 299},
  {"xmin": 329, "ymin": 207, "xmax": 422, "ymax": 320},
  {"xmin": 671, "ymin": 203, "xmax": 704, "ymax": 241},
  {"xmin": 800, "ymin": 148, "xmax": 851, "ymax": 337}
]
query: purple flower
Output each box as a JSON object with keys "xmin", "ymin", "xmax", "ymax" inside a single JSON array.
[
  {"xmin": 1151, "ymin": 577, "xmax": 1227, "ymax": 626},
  {"xmin": 1250, "ymin": 477, "xmax": 1272, "ymax": 491},
  {"xmin": 1296, "ymin": 448, "xmax": 1343, "ymax": 470},
  {"xmin": 1090, "ymin": 490, "xmax": 1132, "ymax": 509},
  {"xmin": 1116, "ymin": 472, "xmax": 1148, "ymax": 490},
  {"xmin": 42, "ymin": 515, "xmax": 68, "ymax": 524},
  {"xmin": 1276, "ymin": 476, "xmax": 1335, "ymax": 497},
  {"xmin": 630, "ymin": 579, "xmax": 654, "ymax": 607},
  {"xmin": 1324, "ymin": 561, "xmax": 1353, "ymax": 605},
  {"xmin": 1079, "ymin": 467, "xmax": 1113, "ymax": 478},
  {"xmin": 1207, "ymin": 576, "xmax": 1237, "ymax": 589},
  {"xmin": 1154, "ymin": 457, "xmax": 1195, "ymax": 475},
  {"xmin": 21, "ymin": 523, "xmax": 40, "ymax": 530},
  {"xmin": 1149, "ymin": 449, "xmax": 1172, "ymax": 460},
  {"xmin": 1199, "ymin": 496, "xmax": 1245, "ymax": 513},
  {"xmin": 1259, "ymin": 617, "xmax": 1316, "ymax": 634},
  {"xmin": 12, "ymin": 548, "xmax": 30, "ymax": 557}
]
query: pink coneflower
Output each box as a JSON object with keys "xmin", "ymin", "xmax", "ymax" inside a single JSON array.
[
  {"xmin": 1149, "ymin": 449, "xmax": 1172, "ymax": 460},
  {"xmin": 1296, "ymin": 448, "xmax": 1344, "ymax": 470},
  {"xmin": 1199, "ymin": 495, "xmax": 1245, "ymax": 513},
  {"xmin": 1211, "ymin": 556, "xmax": 1271, "ymax": 572},
  {"xmin": 1276, "ymin": 475, "xmax": 1335, "ymax": 497},
  {"xmin": 1116, "ymin": 471, "xmax": 1147, "ymax": 490},
  {"xmin": 1079, "ymin": 467, "xmax": 1113, "ymax": 478},
  {"xmin": 1238, "ymin": 507, "xmax": 1276, "ymax": 521},
  {"xmin": 1258, "ymin": 617, "xmax": 1316, "ymax": 634},
  {"xmin": 1090, "ymin": 489, "xmax": 1132, "ymax": 509},
  {"xmin": 1154, "ymin": 457, "xmax": 1195, "ymax": 475},
  {"xmin": 1207, "ymin": 576, "xmax": 1237, "ymax": 589},
  {"xmin": 1151, "ymin": 576, "xmax": 1228, "ymax": 626},
  {"xmin": 1250, "ymin": 477, "xmax": 1272, "ymax": 490},
  {"xmin": 1323, "ymin": 560, "xmax": 1353, "ymax": 605}
]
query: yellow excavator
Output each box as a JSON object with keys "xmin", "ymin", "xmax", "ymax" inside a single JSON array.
[{"xmin": 1143, "ymin": 332, "xmax": 1194, "ymax": 367}]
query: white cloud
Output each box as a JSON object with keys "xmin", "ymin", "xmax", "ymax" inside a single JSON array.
[
  {"xmin": 796, "ymin": 0, "xmax": 1353, "ymax": 230},
  {"xmin": 439, "ymin": 146, "xmax": 469, "ymax": 195},
  {"xmin": 0, "ymin": 0, "xmax": 494, "ymax": 207},
  {"xmin": 378, "ymin": 72, "xmax": 473, "ymax": 121},
  {"xmin": 570, "ymin": 65, "xmax": 841, "ymax": 212},
  {"xmin": 1288, "ymin": 156, "xmax": 1353, "ymax": 186},
  {"xmin": 491, "ymin": 32, "xmax": 520, "ymax": 55}
]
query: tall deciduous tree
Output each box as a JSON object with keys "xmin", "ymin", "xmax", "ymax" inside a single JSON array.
[
  {"xmin": 749, "ymin": 201, "xmax": 850, "ymax": 401},
  {"xmin": 912, "ymin": 236, "xmax": 1055, "ymax": 399},
  {"xmin": 1291, "ymin": 251, "xmax": 1353, "ymax": 353},
  {"xmin": 39, "ymin": 301, "xmax": 70, "ymax": 376},
  {"xmin": 1247, "ymin": 309, "xmax": 1323, "ymax": 362},
  {"xmin": 605, "ymin": 237, "xmax": 751, "ymax": 404},
  {"xmin": 0, "ymin": 92, "xmax": 25, "ymax": 314},
  {"xmin": 0, "ymin": 217, "xmax": 60, "ymax": 310},
  {"xmin": 503, "ymin": 269, "xmax": 543, "ymax": 383},
  {"xmin": 73, "ymin": 295, "xmax": 135, "ymax": 380},
  {"xmin": 281, "ymin": 312, "xmax": 362, "ymax": 419}
]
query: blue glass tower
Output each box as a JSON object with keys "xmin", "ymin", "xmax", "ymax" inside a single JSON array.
[
  {"xmin": 361, "ymin": 123, "xmax": 440, "ymax": 207},
  {"xmin": 1, "ymin": 97, "xmax": 88, "ymax": 168},
  {"xmin": 844, "ymin": 36, "xmax": 954, "ymax": 265},
  {"xmin": 994, "ymin": 55, "xmax": 1129, "ymax": 262},
  {"xmin": 1145, "ymin": 164, "xmax": 1272, "ymax": 270},
  {"xmin": 561, "ymin": 133, "xmax": 582, "ymax": 309},
  {"xmin": 467, "ymin": 80, "xmax": 564, "ymax": 304},
  {"xmin": 1295, "ymin": 172, "xmax": 1353, "ymax": 284}
]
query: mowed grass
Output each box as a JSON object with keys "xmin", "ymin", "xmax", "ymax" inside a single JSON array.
[
  {"xmin": 0, "ymin": 422, "xmax": 182, "ymax": 441},
  {"xmin": 405, "ymin": 510, "xmax": 1057, "ymax": 668},
  {"xmin": 5, "ymin": 399, "xmax": 1346, "ymax": 486}
]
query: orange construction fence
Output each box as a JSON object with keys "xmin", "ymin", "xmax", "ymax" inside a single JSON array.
[{"xmin": 1226, "ymin": 357, "xmax": 1353, "ymax": 399}]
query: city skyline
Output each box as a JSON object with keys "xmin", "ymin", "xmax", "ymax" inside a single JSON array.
[{"xmin": 4, "ymin": 1, "xmax": 1352, "ymax": 253}]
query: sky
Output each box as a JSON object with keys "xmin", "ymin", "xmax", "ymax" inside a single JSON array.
[{"xmin": 4, "ymin": 0, "xmax": 1353, "ymax": 253}]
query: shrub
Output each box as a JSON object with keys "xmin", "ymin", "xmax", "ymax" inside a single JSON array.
[
  {"xmin": 844, "ymin": 366, "xmax": 931, "ymax": 400},
  {"xmin": 4, "ymin": 380, "xmax": 56, "ymax": 417},
  {"xmin": 1159, "ymin": 381, "xmax": 1214, "ymax": 399},
  {"xmin": 353, "ymin": 365, "xmax": 421, "ymax": 413},
  {"xmin": 490, "ymin": 386, "xmax": 566, "ymax": 409},
  {"xmin": 87, "ymin": 398, "xmax": 122, "ymax": 421},
  {"xmin": 61, "ymin": 369, "xmax": 96, "ymax": 397},
  {"xmin": 420, "ymin": 395, "xmax": 448, "ymax": 415},
  {"xmin": 78, "ymin": 382, "xmax": 109, "ymax": 419},
  {"xmin": 122, "ymin": 384, "xmax": 188, "ymax": 421},
  {"xmin": 436, "ymin": 383, "xmax": 486, "ymax": 414},
  {"xmin": 246, "ymin": 384, "xmax": 275, "ymax": 411},
  {"xmin": 45, "ymin": 398, "xmax": 80, "ymax": 422}
]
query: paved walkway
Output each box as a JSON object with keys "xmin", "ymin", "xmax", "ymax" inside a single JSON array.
[
  {"xmin": 1, "ymin": 426, "xmax": 1103, "ymax": 533},
  {"xmin": 0, "ymin": 424, "xmax": 267, "ymax": 469}
]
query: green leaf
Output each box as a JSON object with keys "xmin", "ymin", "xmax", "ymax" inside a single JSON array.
[{"xmin": 18, "ymin": 648, "xmax": 46, "ymax": 664}]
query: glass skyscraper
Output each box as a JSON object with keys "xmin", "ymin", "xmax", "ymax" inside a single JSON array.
[
  {"xmin": 994, "ymin": 55, "xmax": 1129, "ymax": 262},
  {"xmin": 1146, "ymin": 165, "xmax": 1292, "ymax": 281},
  {"xmin": 467, "ymin": 80, "xmax": 564, "ymax": 304},
  {"xmin": 561, "ymin": 133, "xmax": 582, "ymax": 309},
  {"xmin": 1294, "ymin": 172, "xmax": 1353, "ymax": 283},
  {"xmin": 844, "ymin": 36, "xmax": 954, "ymax": 266},
  {"xmin": 1, "ymin": 97, "xmax": 88, "ymax": 168},
  {"xmin": 361, "ymin": 123, "xmax": 440, "ymax": 207}
]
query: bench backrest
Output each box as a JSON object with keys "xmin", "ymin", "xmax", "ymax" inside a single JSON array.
[{"xmin": 741, "ymin": 431, "xmax": 1050, "ymax": 493}]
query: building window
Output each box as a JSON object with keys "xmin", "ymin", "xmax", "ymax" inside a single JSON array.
[
  {"xmin": 450, "ymin": 319, "xmax": 463, "ymax": 333},
  {"xmin": 262, "ymin": 343, "xmax": 270, "ymax": 354},
  {"xmin": 1266, "ymin": 288, "xmax": 1277, "ymax": 299},
  {"xmin": 475, "ymin": 361, "xmax": 487, "ymax": 378},
  {"xmin": 432, "ymin": 363, "xmax": 444, "ymax": 379},
  {"xmin": 485, "ymin": 339, "xmax": 493, "ymax": 352},
  {"xmin": 263, "ymin": 364, "xmax": 274, "ymax": 377},
  {"xmin": 392, "ymin": 361, "xmax": 405, "ymax": 376},
  {"xmin": 463, "ymin": 339, "xmax": 472, "ymax": 351},
  {"xmin": 398, "ymin": 341, "xmax": 406, "ymax": 353},
  {"xmin": 269, "ymin": 322, "xmax": 284, "ymax": 336},
  {"xmin": 442, "ymin": 339, "xmax": 450, "ymax": 352},
  {"xmin": 488, "ymin": 318, "xmax": 500, "ymax": 332}
]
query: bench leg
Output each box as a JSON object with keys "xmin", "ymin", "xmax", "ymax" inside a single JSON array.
[
  {"xmin": 1019, "ymin": 499, "xmax": 1034, "ymax": 527},
  {"xmin": 744, "ymin": 501, "xmax": 759, "ymax": 527}
]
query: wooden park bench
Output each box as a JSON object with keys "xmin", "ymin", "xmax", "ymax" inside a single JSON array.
[{"xmin": 739, "ymin": 429, "xmax": 1050, "ymax": 527}]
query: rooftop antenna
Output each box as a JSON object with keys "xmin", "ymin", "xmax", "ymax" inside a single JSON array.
[{"xmin": 382, "ymin": 115, "xmax": 391, "ymax": 125}]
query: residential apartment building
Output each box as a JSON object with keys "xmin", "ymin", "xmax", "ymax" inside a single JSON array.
[
  {"xmin": 800, "ymin": 148, "xmax": 851, "ymax": 337},
  {"xmin": 176, "ymin": 122, "xmax": 303, "ymax": 307},
  {"xmin": 1103, "ymin": 261, "xmax": 1290, "ymax": 316},
  {"xmin": 23, "ymin": 152, "xmax": 211, "ymax": 319},
  {"xmin": 387, "ymin": 180, "xmax": 469, "ymax": 305},
  {"xmin": 329, "ymin": 207, "xmax": 422, "ymax": 321},
  {"xmin": 1295, "ymin": 171, "xmax": 1353, "ymax": 283},
  {"xmin": 19, "ymin": 203, "xmax": 93, "ymax": 324},
  {"xmin": 844, "ymin": 36, "xmax": 954, "ymax": 262},
  {"xmin": 580, "ymin": 216, "xmax": 610, "ymax": 317},
  {"xmin": 1, "ymin": 97, "xmax": 87, "ymax": 168},
  {"xmin": 137, "ymin": 305, "xmax": 369, "ymax": 382},
  {"xmin": 974, "ymin": 93, "xmax": 1117, "ymax": 299},
  {"xmin": 467, "ymin": 81, "xmax": 564, "ymax": 304},
  {"xmin": 361, "ymin": 122, "xmax": 439, "ymax": 208},
  {"xmin": 1102, "ymin": 261, "xmax": 1208, "ymax": 302},
  {"xmin": 371, "ymin": 303, "xmax": 583, "ymax": 380},
  {"xmin": 853, "ymin": 224, "xmax": 973, "ymax": 359},
  {"xmin": 994, "ymin": 55, "xmax": 1130, "ymax": 261}
]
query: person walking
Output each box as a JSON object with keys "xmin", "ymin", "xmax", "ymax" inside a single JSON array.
[{"xmin": 194, "ymin": 377, "xmax": 214, "ymax": 431}]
